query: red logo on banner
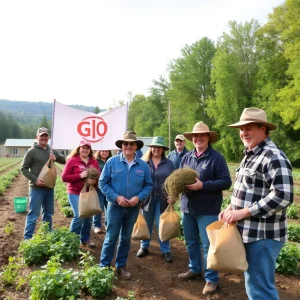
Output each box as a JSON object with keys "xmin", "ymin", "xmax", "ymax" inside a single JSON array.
[{"xmin": 77, "ymin": 116, "xmax": 108, "ymax": 142}]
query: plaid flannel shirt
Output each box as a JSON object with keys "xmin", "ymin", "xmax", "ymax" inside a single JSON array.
[{"xmin": 231, "ymin": 137, "xmax": 294, "ymax": 243}]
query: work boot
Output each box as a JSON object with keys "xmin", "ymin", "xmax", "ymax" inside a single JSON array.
[
  {"xmin": 136, "ymin": 248, "xmax": 149, "ymax": 257},
  {"xmin": 202, "ymin": 282, "xmax": 219, "ymax": 295},
  {"xmin": 116, "ymin": 267, "xmax": 132, "ymax": 280},
  {"xmin": 178, "ymin": 270, "xmax": 203, "ymax": 280},
  {"xmin": 163, "ymin": 252, "xmax": 173, "ymax": 263}
]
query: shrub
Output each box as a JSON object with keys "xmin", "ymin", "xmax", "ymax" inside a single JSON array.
[
  {"xmin": 0, "ymin": 257, "xmax": 23, "ymax": 286},
  {"xmin": 286, "ymin": 203, "xmax": 300, "ymax": 219},
  {"xmin": 29, "ymin": 256, "xmax": 82, "ymax": 300},
  {"xmin": 276, "ymin": 242, "xmax": 300, "ymax": 274},
  {"xmin": 287, "ymin": 223, "xmax": 300, "ymax": 242}
]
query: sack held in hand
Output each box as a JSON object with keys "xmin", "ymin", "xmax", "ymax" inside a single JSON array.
[
  {"xmin": 79, "ymin": 183, "xmax": 102, "ymax": 218},
  {"xmin": 159, "ymin": 203, "xmax": 181, "ymax": 242},
  {"xmin": 206, "ymin": 221, "xmax": 248, "ymax": 272},
  {"xmin": 131, "ymin": 210, "xmax": 150, "ymax": 240},
  {"xmin": 38, "ymin": 158, "xmax": 57, "ymax": 188}
]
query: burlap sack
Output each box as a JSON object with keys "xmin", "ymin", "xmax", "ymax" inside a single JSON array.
[
  {"xmin": 79, "ymin": 183, "xmax": 102, "ymax": 218},
  {"xmin": 159, "ymin": 204, "xmax": 181, "ymax": 242},
  {"xmin": 206, "ymin": 221, "xmax": 248, "ymax": 272},
  {"xmin": 131, "ymin": 210, "xmax": 150, "ymax": 240},
  {"xmin": 38, "ymin": 158, "xmax": 57, "ymax": 188}
]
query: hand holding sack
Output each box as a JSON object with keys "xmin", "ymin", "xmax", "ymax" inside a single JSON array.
[
  {"xmin": 79, "ymin": 183, "xmax": 102, "ymax": 218},
  {"xmin": 206, "ymin": 221, "xmax": 248, "ymax": 272},
  {"xmin": 159, "ymin": 204, "xmax": 181, "ymax": 242},
  {"xmin": 38, "ymin": 158, "xmax": 57, "ymax": 188},
  {"xmin": 131, "ymin": 210, "xmax": 150, "ymax": 240}
]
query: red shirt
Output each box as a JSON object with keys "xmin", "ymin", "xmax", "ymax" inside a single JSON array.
[{"xmin": 62, "ymin": 155, "xmax": 100, "ymax": 195}]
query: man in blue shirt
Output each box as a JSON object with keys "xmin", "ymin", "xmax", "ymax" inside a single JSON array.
[
  {"xmin": 167, "ymin": 134, "xmax": 188, "ymax": 169},
  {"xmin": 99, "ymin": 131, "xmax": 153, "ymax": 280}
]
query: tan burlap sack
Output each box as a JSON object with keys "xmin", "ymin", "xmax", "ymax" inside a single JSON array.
[
  {"xmin": 79, "ymin": 183, "xmax": 102, "ymax": 218},
  {"xmin": 131, "ymin": 210, "xmax": 150, "ymax": 240},
  {"xmin": 206, "ymin": 221, "xmax": 248, "ymax": 272},
  {"xmin": 159, "ymin": 204, "xmax": 181, "ymax": 242},
  {"xmin": 38, "ymin": 159, "xmax": 57, "ymax": 188}
]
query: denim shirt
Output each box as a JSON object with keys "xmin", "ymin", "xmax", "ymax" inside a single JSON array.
[
  {"xmin": 99, "ymin": 154, "xmax": 153, "ymax": 204},
  {"xmin": 167, "ymin": 147, "xmax": 189, "ymax": 169}
]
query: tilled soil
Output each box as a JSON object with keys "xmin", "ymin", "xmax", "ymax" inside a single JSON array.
[{"xmin": 0, "ymin": 172, "xmax": 299, "ymax": 300}]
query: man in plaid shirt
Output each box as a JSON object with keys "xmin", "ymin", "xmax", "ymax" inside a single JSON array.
[{"xmin": 219, "ymin": 108, "xmax": 293, "ymax": 300}]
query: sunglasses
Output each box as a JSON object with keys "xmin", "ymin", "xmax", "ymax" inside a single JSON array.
[{"xmin": 122, "ymin": 142, "xmax": 136, "ymax": 146}]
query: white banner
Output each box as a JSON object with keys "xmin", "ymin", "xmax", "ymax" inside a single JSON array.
[{"xmin": 51, "ymin": 101, "xmax": 128, "ymax": 150}]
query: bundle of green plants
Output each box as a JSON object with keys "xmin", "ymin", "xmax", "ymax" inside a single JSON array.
[
  {"xmin": 29, "ymin": 255, "xmax": 82, "ymax": 300},
  {"xmin": 276, "ymin": 242, "xmax": 300, "ymax": 274},
  {"xmin": 163, "ymin": 167, "xmax": 199, "ymax": 201},
  {"xmin": 286, "ymin": 203, "xmax": 300, "ymax": 219},
  {"xmin": 287, "ymin": 223, "xmax": 300, "ymax": 242},
  {"xmin": 19, "ymin": 223, "xmax": 80, "ymax": 265}
]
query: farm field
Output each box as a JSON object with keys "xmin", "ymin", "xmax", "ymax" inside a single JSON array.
[{"xmin": 0, "ymin": 162, "xmax": 299, "ymax": 299}]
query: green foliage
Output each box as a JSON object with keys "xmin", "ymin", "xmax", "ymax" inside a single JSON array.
[
  {"xmin": 276, "ymin": 242, "xmax": 300, "ymax": 275},
  {"xmin": 221, "ymin": 196, "xmax": 231, "ymax": 211},
  {"xmin": 19, "ymin": 223, "xmax": 79, "ymax": 265},
  {"xmin": 4, "ymin": 222, "xmax": 14, "ymax": 235},
  {"xmin": 0, "ymin": 257, "xmax": 24, "ymax": 286},
  {"xmin": 286, "ymin": 203, "xmax": 300, "ymax": 220},
  {"xmin": 82, "ymin": 266, "xmax": 115, "ymax": 298},
  {"xmin": 287, "ymin": 223, "xmax": 300, "ymax": 242},
  {"xmin": 29, "ymin": 256, "xmax": 82, "ymax": 300},
  {"xmin": 60, "ymin": 206, "xmax": 74, "ymax": 217}
]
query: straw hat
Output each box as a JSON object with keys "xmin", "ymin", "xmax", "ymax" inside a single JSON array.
[
  {"xmin": 147, "ymin": 136, "xmax": 169, "ymax": 150},
  {"xmin": 228, "ymin": 107, "xmax": 277, "ymax": 130},
  {"xmin": 183, "ymin": 122, "xmax": 218, "ymax": 143},
  {"xmin": 115, "ymin": 131, "xmax": 144, "ymax": 150}
]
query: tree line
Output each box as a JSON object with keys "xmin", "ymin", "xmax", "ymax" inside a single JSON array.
[{"xmin": 127, "ymin": 0, "xmax": 300, "ymax": 166}]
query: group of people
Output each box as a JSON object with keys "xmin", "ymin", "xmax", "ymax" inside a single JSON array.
[{"xmin": 20, "ymin": 107, "xmax": 294, "ymax": 299}]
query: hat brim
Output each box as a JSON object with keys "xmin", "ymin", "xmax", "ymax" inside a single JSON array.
[
  {"xmin": 37, "ymin": 133, "xmax": 49, "ymax": 136},
  {"xmin": 183, "ymin": 131, "xmax": 218, "ymax": 143},
  {"xmin": 147, "ymin": 144, "xmax": 169, "ymax": 151},
  {"xmin": 115, "ymin": 139, "xmax": 144, "ymax": 150},
  {"xmin": 228, "ymin": 121, "xmax": 277, "ymax": 130}
]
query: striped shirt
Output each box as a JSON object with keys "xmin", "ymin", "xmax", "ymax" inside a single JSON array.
[{"xmin": 231, "ymin": 137, "xmax": 294, "ymax": 243}]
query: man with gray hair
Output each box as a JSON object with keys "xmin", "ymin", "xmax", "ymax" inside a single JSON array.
[
  {"xmin": 219, "ymin": 108, "xmax": 294, "ymax": 300},
  {"xmin": 167, "ymin": 134, "xmax": 188, "ymax": 169}
]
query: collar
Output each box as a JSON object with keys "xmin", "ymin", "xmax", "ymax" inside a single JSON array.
[{"xmin": 243, "ymin": 137, "xmax": 270, "ymax": 156}]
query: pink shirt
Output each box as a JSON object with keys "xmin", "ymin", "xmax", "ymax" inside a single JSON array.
[{"xmin": 62, "ymin": 155, "xmax": 100, "ymax": 195}]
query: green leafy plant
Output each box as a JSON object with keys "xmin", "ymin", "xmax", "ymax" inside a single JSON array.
[
  {"xmin": 115, "ymin": 291, "xmax": 136, "ymax": 300},
  {"xmin": 0, "ymin": 256, "xmax": 24, "ymax": 286},
  {"xmin": 221, "ymin": 196, "xmax": 231, "ymax": 211},
  {"xmin": 4, "ymin": 222, "xmax": 14, "ymax": 235},
  {"xmin": 61, "ymin": 206, "xmax": 74, "ymax": 217},
  {"xmin": 286, "ymin": 203, "xmax": 300, "ymax": 220},
  {"xmin": 287, "ymin": 223, "xmax": 300, "ymax": 242},
  {"xmin": 29, "ymin": 255, "xmax": 82, "ymax": 300},
  {"xmin": 276, "ymin": 242, "xmax": 300, "ymax": 274},
  {"xmin": 82, "ymin": 266, "xmax": 115, "ymax": 298}
]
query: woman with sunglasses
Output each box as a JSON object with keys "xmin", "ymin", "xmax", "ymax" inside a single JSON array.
[{"xmin": 136, "ymin": 136, "xmax": 175, "ymax": 263}]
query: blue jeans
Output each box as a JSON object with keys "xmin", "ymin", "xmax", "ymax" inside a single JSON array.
[
  {"xmin": 93, "ymin": 190, "xmax": 106, "ymax": 228},
  {"xmin": 68, "ymin": 194, "xmax": 92, "ymax": 242},
  {"xmin": 141, "ymin": 201, "xmax": 170, "ymax": 253},
  {"xmin": 100, "ymin": 203, "xmax": 139, "ymax": 269},
  {"xmin": 24, "ymin": 188, "xmax": 54, "ymax": 239},
  {"xmin": 182, "ymin": 213, "xmax": 218, "ymax": 283},
  {"xmin": 244, "ymin": 239, "xmax": 284, "ymax": 300}
]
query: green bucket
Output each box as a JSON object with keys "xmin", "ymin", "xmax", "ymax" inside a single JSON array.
[{"xmin": 13, "ymin": 197, "xmax": 28, "ymax": 213}]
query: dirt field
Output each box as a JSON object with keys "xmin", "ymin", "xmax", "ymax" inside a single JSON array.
[{"xmin": 0, "ymin": 171, "xmax": 299, "ymax": 300}]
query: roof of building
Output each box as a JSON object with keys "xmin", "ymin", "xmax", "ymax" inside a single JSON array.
[{"xmin": 4, "ymin": 139, "xmax": 51, "ymax": 147}]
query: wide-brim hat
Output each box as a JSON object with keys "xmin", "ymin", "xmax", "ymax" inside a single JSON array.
[
  {"xmin": 228, "ymin": 107, "xmax": 277, "ymax": 130},
  {"xmin": 147, "ymin": 136, "xmax": 169, "ymax": 150},
  {"xmin": 115, "ymin": 131, "xmax": 144, "ymax": 150},
  {"xmin": 183, "ymin": 121, "xmax": 218, "ymax": 143}
]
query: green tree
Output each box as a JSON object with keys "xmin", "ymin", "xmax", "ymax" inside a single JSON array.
[
  {"xmin": 93, "ymin": 106, "xmax": 101, "ymax": 114},
  {"xmin": 207, "ymin": 20, "xmax": 260, "ymax": 161}
]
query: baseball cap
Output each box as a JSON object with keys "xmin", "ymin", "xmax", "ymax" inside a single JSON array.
[
  {"xmin": 78, "ymin": 140, "xmax": 92, "ymax": 147},
  {"xmin": 37, "ymin": 127, "xmax": 49, "ymax": 136},
  {"xmin": 175, "ymin": 134, "xmax": 185, "ymax": 141}
]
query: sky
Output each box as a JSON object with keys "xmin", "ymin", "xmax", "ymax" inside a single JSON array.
[{"xmin": 0, "ymin": 0, "xmax": 284, "ymax": 110}]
